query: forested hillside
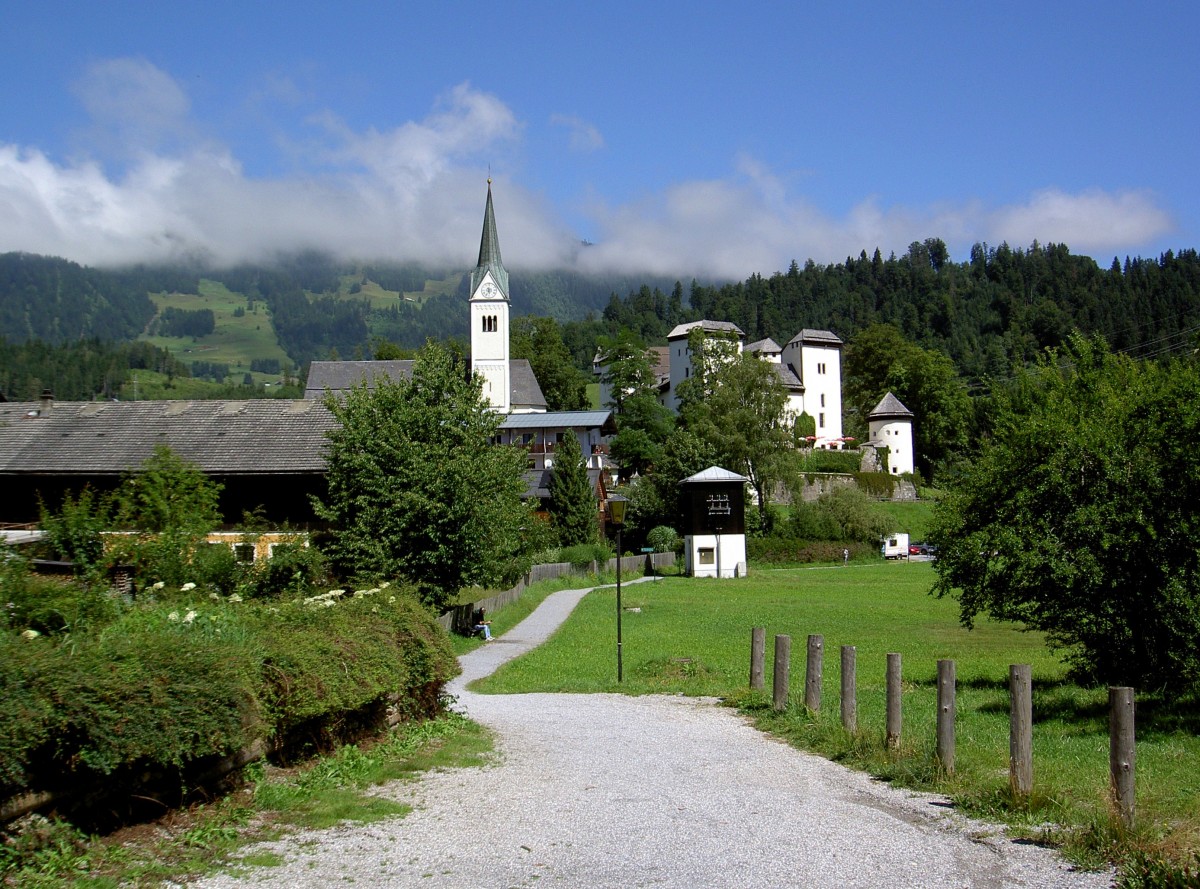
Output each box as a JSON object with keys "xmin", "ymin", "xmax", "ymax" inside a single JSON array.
[
  {"xmin": 590, "ymin": 241, "xmax": 1200, "ymax": 384},
  {"xmin": 2, "ymin": 242, "xmax": 1198, "ymax": 402},
  {"xmin": 0, "ymin": 250, "xmax": 678, "ymax": 372}
]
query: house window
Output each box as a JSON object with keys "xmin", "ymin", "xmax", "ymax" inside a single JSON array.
[
  {"xmin": 819, "ymin": 412, "xmax": 825, "ymax": 428},
  {"xmin": 699, "ymin": 548, "xmax": 715, "ymax": 565},
  {"xmin": 521, "ymin": 433, "xmax": 534, "ymax": 446},
  {"xmin": 820, "ymin": 394, "xmax": 825, "ymax": 407},
  {"xmin": 234, "ymin": 543, "xmax": 256, "ymax": 564}
]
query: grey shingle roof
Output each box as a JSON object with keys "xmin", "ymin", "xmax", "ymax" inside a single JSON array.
[
  {"xmin": 786, "ymin": 328, "xmax": 844, "ymax": 348},
  {"xmin": 773, "ymin": 363, "xmax": 804, "ymax": 391},
  {"xmin": 305, "ymin": 360, "xmax": 414, "ymax": 398},
  {"xmin": 500, "ymin": 411, "xmax": 616, "ymax": 434},
  {"xmin": 0, "ymin": 399, "xmax": 336, "ymax": 475},
  {"xmin": 509, "ymin": 360, "xmax": 548, "ymax": 411},
  {"xmin": 745, "ymin": 338, "xmax": 782, "ymax": 354},
  {"xmin": 869, "ymin": 392, "xmax": 914, "ymax": 419},
  {"xmin": 681, "ymin": 466, "xmax": 750, "ymax": 484},
  {"xmin": 667, "ymin": 320, "xmax": 745, "ymax": 340},
  {"xmin": 305, "ymin": 358, "xmax": 547, "ymax": 411}
]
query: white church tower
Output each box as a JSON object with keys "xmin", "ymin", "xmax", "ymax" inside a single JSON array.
[{"xmin": 470, "ymin": 180, "xmax": 511, "ymax": 412}]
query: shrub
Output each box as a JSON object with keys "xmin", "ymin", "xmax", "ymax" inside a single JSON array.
[
  {"xmin": 559, "ymin": 543, "xmax": 613, "ymax": 571},
  {"xmin": 645, "ymin": 526, "xmax": 681, "ymax": 554},
  {"xmin": 244, "ymin": 542, "xmax": 330, "ymax": 599},
  {"xmin": 749, "ymin": 538, "xmax": 871, "ymax": 564},
  {"xmin": 0, "ymin": 584, "xmax": 457, "ymax": 805}
]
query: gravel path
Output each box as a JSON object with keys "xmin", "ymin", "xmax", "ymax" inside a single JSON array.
[{"xmin": 195, "ymin": 579, "xmax": 1113, "ymax": 889}]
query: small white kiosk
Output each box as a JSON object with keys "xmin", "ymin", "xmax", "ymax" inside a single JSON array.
[{"xmin": 680, "ymin": 466, "xmax": 749, "ymax": 578}]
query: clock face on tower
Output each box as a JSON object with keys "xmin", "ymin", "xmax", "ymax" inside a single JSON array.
[{"xmin": 480, "ymin": 282, "xmax": 498, "ymax": 299}]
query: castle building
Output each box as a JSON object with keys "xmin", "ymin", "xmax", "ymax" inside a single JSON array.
[{"xmin": 660, "ymin": 320, "xmax": 845, "ymax": 447}]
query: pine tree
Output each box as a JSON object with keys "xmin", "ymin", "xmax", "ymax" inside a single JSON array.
[{"xmin": 547, "ymin": 431, "xmax": 597, "ymax": 546}]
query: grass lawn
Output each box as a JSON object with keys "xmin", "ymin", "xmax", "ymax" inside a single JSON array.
[
  {"xmin": 474, "ymin": 560, "xmax": 1200, "ymax": 874},
  {"xmin": 875, "ymin": 499, "xmax": 935, "ymax": 540}
]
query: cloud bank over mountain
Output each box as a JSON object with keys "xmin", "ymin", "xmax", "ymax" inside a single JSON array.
[{"xmin": 0, "ymin": 60, "xmax": 1173, "ymax": 278}]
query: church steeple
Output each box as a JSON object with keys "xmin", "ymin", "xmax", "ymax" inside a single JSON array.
[
  {"xmin": 470, "ymin": 178, "xmax": 509, "ymax": 299},
  {"xmin": 469, "ymin": 179, "xmax": 511, "ymax": 412}
]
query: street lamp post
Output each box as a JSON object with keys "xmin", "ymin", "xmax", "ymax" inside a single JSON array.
[{"xmin": 607, "ymin": 494, "xmax": 628, "ymax": 683}]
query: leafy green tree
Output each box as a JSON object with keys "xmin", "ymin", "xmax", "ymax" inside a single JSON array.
[
  {"xmin": 546, "ymin": 432, "xmax": 597, "ymax": 546},
  {"xmin": 597, "ymin": 328, "xmax": 657, "ymax": 414},
  {"xmin": 597, "ymin": 329, "xmax": 674, "ymax": 479},
  {"xmin": 930, "ymin": 336, "xmax": 1200, "ymax": 691},
  {"xmin": 844, "ymin": 323, "xmax": 972, "ymax": 480},
  {"xmin": 108, "ymin": 445, "xmax": 224, "ymax": 587},
  {"xmin": 113, "ymin": 445, "xmax": 223, "ymax": 534},
  {"xmin": 511, "ymin": 316, "xmax": 589, "ymax": 411},
  {"xmin": 678, "ymin": 333, "xmax": 791, "ymax": 527},
  {"xmin": 315, "ymin": 341, "xmax": 533, "ymax": 611},
  {"xmin": 38, "ymin": 487, "xmax": 110, "ymax": 569}
]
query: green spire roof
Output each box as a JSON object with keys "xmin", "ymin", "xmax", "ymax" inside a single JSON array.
[{"xmin": 470, "ymin": 179, "xmax": 509, "ymax": 299}]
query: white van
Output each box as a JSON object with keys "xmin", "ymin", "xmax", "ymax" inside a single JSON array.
[{"xmin": 881, "ymin": 533, "xmax": 910, "ymax": 560}]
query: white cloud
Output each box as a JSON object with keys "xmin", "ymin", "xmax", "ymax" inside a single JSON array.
[
  {"xmin": 577, "ymin": 175, "xmax": 1174, "ymax": 280},
  {"xmin": 71, "ymin": 57, "xmax": 196, "ymax": 158},
  {"xmin": 984, "ymin": 188, "xmax": 1172, "ymax": 256},
  {"xmin": 550, "ymin": 114, "xmax": 604, "ymax": 152},
  {"xmin": 0, "ymin": 59, "xmax": 1176, "ymax": 279}
]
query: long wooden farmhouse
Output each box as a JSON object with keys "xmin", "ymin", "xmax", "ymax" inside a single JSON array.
[{"xmin": 0, "ymin": 395, "xmax": 336, "ymax": 525}]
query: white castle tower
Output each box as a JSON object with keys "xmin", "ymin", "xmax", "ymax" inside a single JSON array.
[{"xmin": 469, "ymin": 180, "xmax": 511, "ymax": 412}]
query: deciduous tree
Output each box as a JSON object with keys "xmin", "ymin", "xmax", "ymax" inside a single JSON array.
[
  {"xmin": 930, "ymin": 336, "xmax": 1200, "ymax": 691},
  {"xmin": 315, "ymin": 341, "xmax": 533, "ymax": 611}
]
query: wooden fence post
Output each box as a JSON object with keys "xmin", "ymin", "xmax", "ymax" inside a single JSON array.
[
  {"xmin": 936, "ymin": 659, "xmax": 956, "ymax": 774},
  {"xmin": 773, "ymin": 635, "xmax": 791, "ymax": 712},
  {"xmin": 805, "ymin": 634, "xmax": 824, "ymax": 712},
  {"xmin": 1109, "ymin": 686, "xmax": 1136, "ymax": 829},
  {"xmin": 841, "ymin": 645, "xmax": 857, "ymax": 733},
  {"xmin": 1009, "ymin": 664, "xmax": 1033, "ymax": 797},
  {"xmin": 750, "ymin": 627, "xmax": 765, "ymax": 691},
  {"xmin": 886, "ymin": 652, "xmax": 902, "ymax": 749}
]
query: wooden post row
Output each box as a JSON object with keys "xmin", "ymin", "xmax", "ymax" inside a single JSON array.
[
  {"xmin": 886, "ymin": 652, "xmax": 902, "ymax": 748},
  {"xmin": 773, "ymin": 635, "xmax": 791, "ymax": 712},
  {"xmin": 1109, "ymin": 686, "xmax": 1135, "ymax": 828},
  {"xmin": 840, "ymin": 645, "xmax": 856, "ymax": 733},
  {"xmin": 750, "ymin": 627, "xmax": 765, "ymax": 691},
  {"xmin": 805, "ymin": 634, "xmax": 823, "ymax": 712},
  {"xmin": 1009, "ymin": 664, "xmax": 1033, "ymax": 797},
  {"xmin": 936, "ymin": 659, "xmax": 955, "ymax": 774}
]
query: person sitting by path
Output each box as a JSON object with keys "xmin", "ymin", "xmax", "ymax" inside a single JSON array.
[{"xmin": 472, "ymin": 609, "xmax": 493, "ymax": 642}]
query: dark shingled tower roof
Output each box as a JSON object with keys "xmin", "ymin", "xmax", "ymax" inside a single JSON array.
[{"xmin": 470, "ymin": 179, "xmax": 509, "ymax": 299}]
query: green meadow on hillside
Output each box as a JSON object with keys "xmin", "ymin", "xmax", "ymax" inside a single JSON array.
[{"xmin": 143, "ymin": 280, "xmax": 292, "ymax": 385}]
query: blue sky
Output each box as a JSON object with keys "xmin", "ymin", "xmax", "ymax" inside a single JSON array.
[{"xmin": 1, "ymin": 1, "xmax": 1194, "ymax": 281}]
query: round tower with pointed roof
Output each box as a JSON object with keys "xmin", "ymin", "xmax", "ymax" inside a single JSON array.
[
  {"xmin": 470, "ymin": 179, "xmax": 511, "ymax": 412},
  {"xmin": 867, "ymin": 392, "xmax": 914, "ymax": 475}
]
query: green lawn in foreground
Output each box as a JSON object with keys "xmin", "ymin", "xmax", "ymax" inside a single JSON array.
[{"xmin": 475, "ymin": 560, "xmax": 1200, "ymax": 870}]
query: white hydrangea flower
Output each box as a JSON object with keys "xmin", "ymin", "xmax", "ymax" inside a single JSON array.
[
  {"xmin": 183, "ymin": 610, "xmax": 197, "ymax": 623},
  {"xmin": 180, "ymin": 582, "xmax": 196, "ymax": 592},
  {"xmin": 21, "ymin": 629, "xmax": 40, "ymax": 640},
  {"xmin": 229, "ymin": 593, "xmax": 243, "ymax": 603},
  {"xmin": 152, "ymin": 581, "xmax": 166, "ymax": 590},
  {"xmin": 168, "ymin": 611, "xmax": 180, "ymax": 622}
]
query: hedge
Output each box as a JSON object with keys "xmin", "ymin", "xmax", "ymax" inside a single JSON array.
[{"xmin": 0, "ymin": 584, "xmax": 457, "ymax": 812}]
